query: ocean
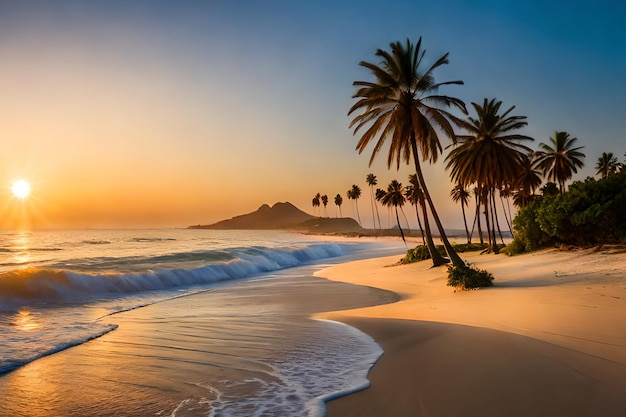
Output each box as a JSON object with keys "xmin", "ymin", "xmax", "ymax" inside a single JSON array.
[{"xmin": 0, "ymin": 229, "xmax": 404, "ymax": 416}]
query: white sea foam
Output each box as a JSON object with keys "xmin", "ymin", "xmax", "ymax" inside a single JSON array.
[{"xmin": 201, "ymin": 319, "xmax": 382, "ymax": 417}]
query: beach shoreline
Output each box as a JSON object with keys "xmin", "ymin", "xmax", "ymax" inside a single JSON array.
[{"xmin": 316, "ymin": 248, "xmax": 626, "ymax": 417}]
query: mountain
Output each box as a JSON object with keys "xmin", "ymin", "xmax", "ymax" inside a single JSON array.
[{"xmin": 189, "ymin": 202, "xmax": 315, "ymax": 230}]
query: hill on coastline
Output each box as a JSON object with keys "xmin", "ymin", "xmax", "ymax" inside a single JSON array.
[
  {"xmin": 189, "ymin": 202, "xmax": 316, "ymax": 230},
  {"xmin": 188, "ymin": 202, "xmax": 366, "ymax": 234}
]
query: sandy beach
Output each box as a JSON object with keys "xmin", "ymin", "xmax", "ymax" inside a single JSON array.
[{"xmin": 317, "ymin": 247, "xmax": 626, "ymax": 417}]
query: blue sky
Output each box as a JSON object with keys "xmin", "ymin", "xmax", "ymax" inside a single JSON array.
[{"xmin": 0, "ymin": 0, "xmax": 624, "ymax": 228}]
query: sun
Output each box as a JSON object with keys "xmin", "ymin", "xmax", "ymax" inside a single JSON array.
[{"xmin": 11, "ymin": 180, "xmax": 31, "ymax": 199}]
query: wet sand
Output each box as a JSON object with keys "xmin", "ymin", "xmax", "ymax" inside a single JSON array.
[
  {"xmin": 0, "ymin": 272, "xmax": 398, "ymax": 417},
  {"xmin": 317, "ymin": 248, "xmax": 626, "ymax": 416}
]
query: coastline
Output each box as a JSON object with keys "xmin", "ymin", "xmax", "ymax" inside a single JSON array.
[{"xmin": 316, "ymin": 248, "xmax": 626, "ymax": 416}]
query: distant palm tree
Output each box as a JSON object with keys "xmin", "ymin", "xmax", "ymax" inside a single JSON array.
[
  {"xmin": 595, "ymin": 152, "xmax": 620, "ymax": 178},
  {"xmin": 405, "ymin": 174, "xmax": 426, "ymax": 245},
  {"xmin": 334, "ymin": 193, "xmax": 343, "ymax": 217},
  {"xmin": 349, "ymin": 38, "xmax": 466, "ymax": 267},
  {"xmin": 366, "ymin": 173, "xmax": 381, "ymax": 230},
  {"xmin": 535, "ymin": 131, "xmax": 585, "ymax": 193},
  {"xmin": 450, "ymin": 182, "xmax": 471, "ymax": 244},
  {"xmin": 321, "ymin": 195, "xmax": 329, "ymax": 217},
  {"xmin": 312, "ymin": 194, "xmax": 321, "ymax": 217},
  {"xmin": 446, "ymin": 98, "xmax": 533, "ymax": 252},
  {"xmin": 380, "ymin": 180, "xmax": 408, "ymax": 245},
  {"xmin": 347, "ymin": 184, "xmax": 362, "ymax": 225}
]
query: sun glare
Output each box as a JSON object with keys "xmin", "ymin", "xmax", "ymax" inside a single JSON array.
[{"xmin": 11, "ymin": 180, "xmax": 31, "ymax": 199}]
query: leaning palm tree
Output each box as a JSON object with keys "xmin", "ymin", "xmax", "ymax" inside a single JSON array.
[
  {"xmin": 347, "ymin": 184, "xmax": 362, "ymax": 225},
  {"xmin": 446, "ymin": 98, "xmax": 534, "ymax": 252},
  {"xmin": 450, "ymin": 182, "xmax": 471, "ymax": 245},
  {"xmin": 348, "ymin": 38, "xmax": 466, "ymax": 267},
  {"xmin": 380, "ymin": 180, "xmax": 408, "ymax": 245},
  {"xmin": 334, "ymin": 193, "xmax": 343, "ymax": 217},
  {"xmin": 595, "ymin": 152, "xmax": 620, "ymax": 178},
  {"xmin": 534, "ymin": 131, "xmax": 585, "ymax": 193},
  {"xmin": 366, "ymin": 173, "xmax": 382, "ymax": 230}
]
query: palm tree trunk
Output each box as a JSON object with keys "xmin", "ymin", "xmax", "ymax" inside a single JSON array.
[
  {"xmin": 374, "ymin": 198, "xmax": 382, "ymax": 232},
  {"xmin": 355, "ymin": 200, "xmax": 362, "ymax": 226},
  {"xmin": 492, "ymin": 192, "xmax": 505, "ymax": 246},
  {"xmin": 461, "ymin": 202, "xmax": 471, "ymax": 245},
  {"xmin": 414, "ymin": 204, "xmax": 426, "ymax": 245},
  {"xmin": 399, "ymin": 207, "xmax": 411, "ymax": 233},
  {"xmin": 482, "ymin": 193, "xmax": 492, "ymax": 250},
  {"xmin": 499, "ymin": 193, "xmax": 513, "ymax": 236},
  {"xmin": 420, "ymin": 199, "xmax": 445, "ymax": 266},
  {"xmin": 505, "ymin": 196, "xmax": 514, "ymax": 233},
  {"xmin": 369, "ymin": 187, "xmax": 377, "ymax": 230},
  {"xmin": 474, "ymin": 196, "xmax": 484, "ymax": 245},
  {"xmin": 395, "ymin": 207, "xmax": 407, "ymax": 247},
  {"xmin": 488, "ymin": 190, "xmax": 499, "ymax": 252},
  {"xmin": 410, "ymin": 137, "xmax": 463, "ymax": 267},
  {"xmin": 469, "ymin": 206, "xmax": 477, "ymax": 242}
]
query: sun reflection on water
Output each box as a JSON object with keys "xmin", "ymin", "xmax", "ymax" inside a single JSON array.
[
  {"xmin": 10, "ymin": 232, "xmax": 31, "ymax": 266},
  {"xmin": 12, "ymin": 309, "xmax": 41, "ymax": 331}
]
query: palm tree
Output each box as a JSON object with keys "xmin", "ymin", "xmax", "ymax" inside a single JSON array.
[
  {"xmin": 321, "ymin": 194, "xmax": 329, "ymax": 217},
  {"xmin": 595, "ymin": 152, "xmax": 620, "ymax": 178},
  {"xmin": 347, "ymin": 184, "xmax": 362, "ymax": 225},
  {"xmin": 450, "ymin": 182, "xmax": 471, "ymax": 245},
  {"xmin": 446, "ymin": 98, "xmax": 534, "ymax": 252},
  {"xmin": 534, "ymin": 131, "xmax": 585, "ymax": 193},
  {"xmin": 374, "ymin": 188, "xmax": 389, "ymax": 229},
  {"xmin": 312, "ymin": 194, "xmax": 320, "ymax": 217},
  {"xmin": 380, "ymin": 180, "xmax": 408, "ymax": 245},
  {"xmin": 405, "ymin": 174, "xmax": 426, "ymax": 245},
  {"xmin": 348, "ymin": 38, "xmax": 466, "ymax": 267},
  {"xmin": 334, "ymin": 193, "xmax": 343, "ymax": 217},
  {"xmin": 512, "ymin": 153, "xmax": 542, "ymax": 208},
  {"xmin": 366, "ymin": 173, "xmax": 382, "ymax": 230}
]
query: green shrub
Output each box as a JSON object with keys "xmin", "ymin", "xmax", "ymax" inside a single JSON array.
[
  {"xmin": 447, "ymin": 263, "xmax": 494, "ymax": 290},
  {"xmin": 402, "ymin": 245, "xmax": 432, "ymax": 263},
  {"xmin": 502, "ymin": 238, "xmax": 526, "ymax": 256},
  {"xmin": 402, "ymin": 242, "xmax": 489, "ymax": 264},
  {"xmin": 452, "ymin": 242, "xmax": 488, "ymax": 252}
]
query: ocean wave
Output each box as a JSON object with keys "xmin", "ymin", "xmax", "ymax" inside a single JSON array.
[
  {"xmin": 0, "ymin": 243, "xmax": 345, "ymax": 311},
  {"xmin": 130, "ymin": 237, "xmax": 177, "ymax": 242},
  {"xmin": 82, "ymin": 240, "xmax": 111, "ymax": 245}
]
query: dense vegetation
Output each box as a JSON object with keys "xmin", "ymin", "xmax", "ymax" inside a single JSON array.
[{"xmin": 505, "ymin": 170, "xmax": 626, "ymax": 254}]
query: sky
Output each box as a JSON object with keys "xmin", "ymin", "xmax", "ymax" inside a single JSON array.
[{"xmin": 0, "ymin": 0, "xmax": 625, "ymax": 230}]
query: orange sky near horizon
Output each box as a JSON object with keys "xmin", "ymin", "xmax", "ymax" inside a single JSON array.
[{"xmin": 1, "ymin": 1, "xmax": 623, "ymax": 231}]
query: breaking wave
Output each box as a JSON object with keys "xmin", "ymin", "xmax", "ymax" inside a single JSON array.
[{"xmin": 0, "ymin": 243, "xmax": 346, "ymax": 311}]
